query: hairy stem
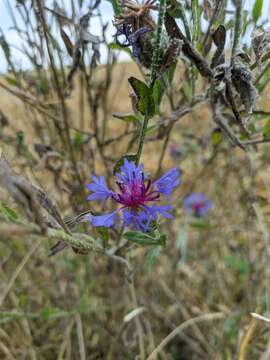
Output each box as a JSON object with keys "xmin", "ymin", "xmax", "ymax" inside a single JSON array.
[
  {"xmin": 150, "ymin": 0, "xmax": 167, "ymax": 85},
  {"xmin": 136, "ymin": 0, "xmax": 167, "ymax": 165},
  {"xmin": 231, "ymin": 0, "xmax": 243, "ymax": 65}
]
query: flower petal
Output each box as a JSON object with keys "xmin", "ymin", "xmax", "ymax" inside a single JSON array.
[
  {"xmin": 86, "ymin": 175, "xmax": 113, "ymax": 201},
  {"xmin": 154, "ymin": 168, "xmax": 180, "ymax": 196},
  {"xmin": 148, "ymin": 204, "xmax": 173, "ymax": 220},
  {"xmin": 116, "ymin": 159, "xmax": 146, "ymax": 185},
  {"xmin": 183, "ymin": 192, "xmax": 213, "ymax": 217},
  {"xmin": 128, "ymin": 27, "xmax": 149, "ymax": 44},
  {"xmin": 123, "ymin": 209, "xmax": 151, "ymax": 232},
  {"xmin": 87, "ymin": 211, "xmax": 117, "ymax": 228}
]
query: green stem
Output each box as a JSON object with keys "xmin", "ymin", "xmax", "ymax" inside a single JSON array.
[
  {"xmin": 231, "ymin": 0, "xmax": 242, "ymax": 65},
  {"xmin": 136, "ymin": 0, "xmax": 167, "ymax": 165},
  {"xmin": 150, "ymin": 0, "xmax": 167, "ymax": 86},
  {"xmin": 135, "ymin": 115, "xmax": 149, "ymax": 165}
]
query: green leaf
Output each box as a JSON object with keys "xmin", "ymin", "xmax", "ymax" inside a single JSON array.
[
  {"xmin": 189, "ymin": 219, "xmax": 214, "ymax": 230},
  {"xmin": 17, "ymin": 131, "xmax": 25, "ymax": 147},
  {"xmin": 72, "ymin": 132, "xmax": 90, "ymax": 149},
  {"xmin": 252, "ymin": 0, "xmax": 263, "ymax": 23},
  {"xmin": 152, "ymin": 79, "xmax": 164, "ymax": 110},
  {"xmin": 108, "ymin": 42, "xmax": 132, "ymax": 55},
  {"xmin": 124, "ymin": 230, "xmax": 166, "ymax": 246},
  {"xmin": 40, "ymin": 307, "xmax": 71, "ymax": 320},
  {"xmin": 145, "ymin": 124, "xmax": 158, "ymax": 136},
  {"xmin": 166, "ymin": 0, "xmax": 183, "ymax": 18},
  {"xmin": 128, "ymin": 77, "xmax": 155, "ymax": 117},
  {"xmin": 191, "ymin": 0, "xmax": 201, "ymax": 43},
  {"xmin": 263, "ymin": 118, "xmax": 270, "ymax": 137},
  {"xmin": 113, "ymin": 154, "xmax": 137, "ymax": 175},
  {"xmin": 176, "ymin": 222, "xmax": 188, "ymax": 266},
  {"xmin": 36, "ymin": 77, "xmax": 49, "ymax": 95},
  {"xmin": 145, "ymin": 246, "xmax": 161, "ymax": 272},
  {"xmin": 97, "ymin": 226, "xmax": 110, "ymax": 246},
  {"xmin": 211, "ymin": 129, "xmax": 223, "ymax": 146},
  {"xmin": 106, "ymin": 0, "xmax": 121, "ymax": 15},
  {"xmin": 223, "ymin": 254, "xmax": 250, "ymax": 275},
  {"xmin": 224, "ymin": 19, "xmax": 235, "ymax": 31},
  {"xmin": 0, "ymin": 202, "xmax": 19, "ymax": 223},
  {"xmin": 152, "ymin": 62, "xmax": 176, "ymax": 110},
  {"xmin": 113, "ymin": 113, "xmax": 141, "ymax": 123},
  {"xmin": 181, "ymin": 81, "xmax": 192, "ymax": 104},
  {"xmin": 5, "ymin": 75, "xmax": 20, "ymax": 87}
]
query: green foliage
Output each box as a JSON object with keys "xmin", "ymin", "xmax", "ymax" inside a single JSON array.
[
  {"xmin": 252, "ymin": 0, "xmax": 263, "ymax": 23},
  {"xmin": 113, "ymin": 113, "xmax": 141, "ymax": 123},
  {"xmin": 108, "ymin": 42, "xmax": 132, "ymax": 56},
  {"xmin": 181, "ymin": 81, "xmax": 193, "ymax": 104},
  {"xmin": 128, "ymin": 77, "xmax": 155, "ymax": 117},
  {"xmin": 189, "ymin": 219, "xmax": 214, "ymax": 230},
  {"xmin": 145, "ymin": 245, "xmax": 161, "ymax": 272},
  {"xmin": 223, "ymin": 313, "xmax": 241, "ymax": 341},
  {"xmin": 5, "ymin": 75, "xmax": 20, "ymax": 87},
  {"xmin": 124, "ymin": 229, "xmax": 166, "ymax": 246},
  {"xmin": 263, "ymin": 118, "xmax": 270, "ymax": 137},
  {"xmin": 211, "ymin": 129, "xmax": 223, "ymax": 146},
  {"xmin": 72, "ymin": 132, "xmax": 90, "ymax": 149},
  {"xmin": 191, "ymin": 0, "xmax": 201, "ymax": 44},
  {"xmin": 107, "ymin": 0, "xmax": 121, "ymax": 16},
  {"xmin": 223, "ymin": 254, "xmax": 250, "ymax": 276},
  {"xmin": 0, "ymin": 202, "xmax": 19, "ymax": 223}
]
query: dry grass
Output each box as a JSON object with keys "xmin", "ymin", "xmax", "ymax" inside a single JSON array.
[{"xmin": 0, "ymin": 61, "xmax": 270, "ymax": 360}]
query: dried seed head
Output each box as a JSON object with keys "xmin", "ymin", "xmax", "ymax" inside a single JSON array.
[
  {"xmin": 251, "ymin": 28, "xmax": 270, "ymax": 69},
  {"xmin": 231, "ymin": 62, "xmax": 257, "ymax": 114}
]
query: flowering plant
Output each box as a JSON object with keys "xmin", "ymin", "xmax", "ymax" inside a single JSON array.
[
  {"xmin": 86, "ymin": 159, "xmax": 180, "ymax": 231},
  {"xmin": 183, "ymin": 192, "xmax": 213, "ymax": 217}
]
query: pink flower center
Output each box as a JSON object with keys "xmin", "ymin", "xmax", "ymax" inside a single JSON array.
[
  {"xmin": 192, "ymin": 202, "xmax": 204, "ymax": 212},
  {"xmin": 112, "ymin": 178, "xmax": 160, "ymax": 208}
]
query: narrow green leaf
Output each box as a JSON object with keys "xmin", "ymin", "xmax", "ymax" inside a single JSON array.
[
  {"xmin": 223, "ymin": 254, "xmax": 250, "ymax": 275},
  {"xmin": 108, "ymin": 42, "xmax": 132, "ymax": 55},
  {"xmin": 107, "ymin": 0, "xmax": 121, "ymax": 15},
  {"xmin": 113, "ymin": 113, "xmax": 141, "ymax": 123},
  {"xmin": 189, "ymin": 219, "xmax": 214, "ymax": 230},
  {"xmin": 145, "ymin": 246, "xmax": 161, "ymax": 272},
  {"xmin": 252, "ymin": 0, "xmax": 263, "ymax": 23},
  {"xmin": 5, "ymin": 75, "xmax": 20, "ymax": 87},
  {"xmin": 182, "ymin": 81, "xmax": 192, "ymax": 104},
  {"xmin": 263, "ymin": 118, "xmax": 270, "ymax": 137},
  {"xmin": 124, "ymin": 230, "xmax": 166, "ymax": 246},
  {"xmin": 211, "ymin": 129, "xmax": 223, "ymax": 146},
  {"xmin": 128, "ymin": 77, "xmax": 155, "ymax": 117},
  {"xmin": 0, "ymin": 202, "xmax": 19, "ymax": 222}
]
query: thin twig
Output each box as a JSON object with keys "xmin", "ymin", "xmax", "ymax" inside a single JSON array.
[{"xmin": 146, "ymin": 312, "xmax": 225, "ymax": 360}]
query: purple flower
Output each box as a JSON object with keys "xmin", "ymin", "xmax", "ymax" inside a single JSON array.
[
  {"xmin": 183, "ymin": 192, "xmax": 213, "ymax": 217},
  {"xmin": 86, "ymin": 176, "xmax": 112, "ymax": 201},
  {"xmin": 169, "ymin": 144, "xmax": 182, "ymax": 160},
  {"xmin": 115, "ymin": 24, "xmax": 150, "ymax": 58},
  {"xmin": 86, "ymin": 159, "xmax": 180, "ymax": 231}
]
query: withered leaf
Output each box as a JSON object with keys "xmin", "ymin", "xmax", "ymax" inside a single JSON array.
[
  {"xmin": 60, "ymin": 28, "xmax": 74, "ymax": 58},
  {"xmin": 165, "ymin": 13, "xmax": 212, "ymax": 78},
  {"xmin": 0, "ymin": 152, "xmax": 69, "ymax": 234},
  {"xmin": 211, "ymin": 25, "xmax": 226, "ymax": 68}
]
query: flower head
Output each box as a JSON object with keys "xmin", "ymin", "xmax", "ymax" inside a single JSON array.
[
  {"xmin": 86, "ymin": 159, "xmax": 180, "ymax": 231},
  {"xmin": 169, "ymin": 144, "xmax": 182, "ymax": 160},
  {"xmin": 183, "ymin": 192, "xmax": 213, "ymax": 217}
]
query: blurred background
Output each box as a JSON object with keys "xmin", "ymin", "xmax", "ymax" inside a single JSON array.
[{"xmin": 0, "ymin": 0, "xmax": 270, "ymax": 359}]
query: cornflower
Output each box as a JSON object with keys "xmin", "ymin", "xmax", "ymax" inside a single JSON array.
[
  {"xmin": 183, "ymin": 192, "xmax": 213, "ymax": 217},
  {"xmin": 86, "ymin": 159, "xmax": 180, "ymax": 231}
]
